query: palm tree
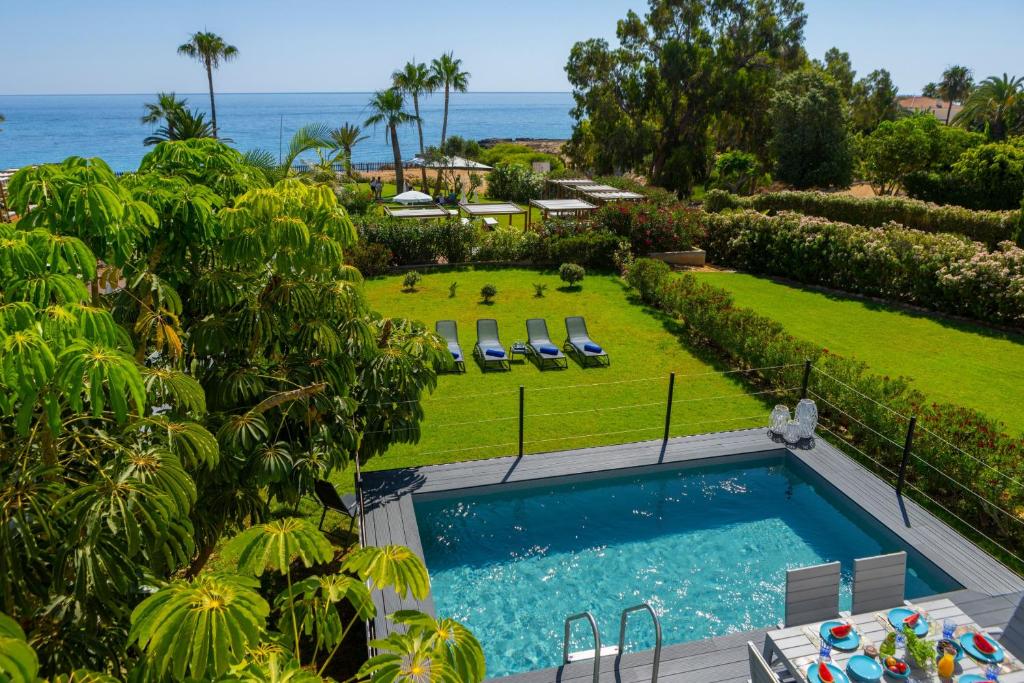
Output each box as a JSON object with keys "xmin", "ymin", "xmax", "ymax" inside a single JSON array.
[
  {"xmin": 954, "ymin": 73, "xmax": 1024, "ymax": 140},
  {"xmin": 393, "ymin": 61, "xmax": 436, "ymax": 189},
  {"xmin": 177, "ymin": 31, "xmax": 239, "ymax": 139},
  {"xmin": 429, "ymin": 52, "xmax": 470, "ymax": 148},
  {"xmin": 328, "ymin": 123, "xmax": 368, "ymax": 179},
  {"xmin": 364, "ymin": 89, "xmax": 418, "ymax": 193},
  {"xmin": 242, "ymin": 122, "xmax": 333, "ymax": 184},
  {"xmin": 143, "ymin": 108, "xmax": 219, "ymax": 146},
  {"xmin": 939, "ymin": 65, "xmax": 974, "ymax": 125},
  {"xmin": 141, "ymin": 92, "xmax": 188, "ymax": 140}
]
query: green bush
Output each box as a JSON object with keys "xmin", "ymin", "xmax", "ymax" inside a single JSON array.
[
  {"xmin": 536, "ymin": 230, "xmax": 620, "ymax": 269},
  {"xmin": 402, "ymin": 270, "xmax": 422, "ymax": 291},
  {"xmin": 485, "ymin": 163, "xmax": 545, "ymax": 202},
  {"xmin": 625, "ymin": 260, "xmax": 1024, "ymax": 565},
  {"xmin": 905, "ymin": 141, "xmax": 1024, "ymax": 210},
  {"xmin": 479, "ymin": 143, "xmax": 564, "ymax": 172},
  {"xmin": 702, "ymin": 210, "xmax": 1024, "ymax": 326},
  {"xmin": 559, "ymin": 262, "xmax": 586, "ymax": 287},
  {"xmin": 704, "ymin": 190, "xmax": 1021, "ymax": 247},
  {"xmin": 480, "ymin": 283, "xmax": 497, "ymax": 303},
  {"xmin": 345, "ymin": 241, "xmax": 392, "ymax": 276},
  {"xmin": 595, "ymin": 201, "xmax": 702, "ymax": 252},
  {"xmin": 474, "ymin": 227, "xmax": 538, "ymax": 262},
  {"xmin": 357, "ymin": 217, "xmax": 479, "ymax": 265},
  {"xmin": 711, "ymin": 150, "xmax": 767, "ymax": 195}
]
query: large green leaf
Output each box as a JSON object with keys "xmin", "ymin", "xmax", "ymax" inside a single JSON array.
[
  {"xmin": 0, "ymin": 636, "xmax": 38, "ymax": 683},
  {"xmin": 274, "ymin": 574, "xmax": 373, "ymax": 651},
  {"xmin": 54, "ymin": 342, "xmax": 146, "ymax": 421},
  {"xmin": 390, "ymin": 611, "xmax": 486, "ymax": 683},
  {"xmin": 142, "ymin": 367, "xmax": 207, "ymax": 414},
  {"xmin": 360, "ymin": 631, "xmax": 460, "ymax": 683},
  {"xmin": 342, "ymin": 546, "xmax": 430, "ymax": 600},
  {"xmin": 225, "ymin": 518, "xmax": 333, "ymax": 577},
  {"xmin": 129, "ymin": 573, "xmax": 269, "ymax": 682}
]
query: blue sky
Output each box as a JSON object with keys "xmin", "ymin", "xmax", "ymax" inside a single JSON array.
[{"xmin": 2, "ymin": 0, "xmax": 1021, "ymax": 95}]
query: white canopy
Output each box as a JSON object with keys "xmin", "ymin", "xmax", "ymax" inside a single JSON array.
[{"xmin": 391, "ymin": 190, "xmax": 434, "ymax": 205}]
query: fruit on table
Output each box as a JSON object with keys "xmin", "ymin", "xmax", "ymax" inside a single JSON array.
[
  {"xmin": 818, "ymin": 661, "xmax": 835, "ymax": 683},
  {"xmin": 974, "ymin": 633, "xmax": 997, "ymax": 654},
  {"xmin": 831, "ymin": 623, "xmax": 853, "ymax": 638},
  {"xmin": 904, "ymin": 612, "xmax": 921, "ymax": 627}
]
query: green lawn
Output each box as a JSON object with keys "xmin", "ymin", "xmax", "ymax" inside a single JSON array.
[
  {"xmin": 694, "ymin": 272, "xmax": 1024, "ymax": 435},
  {"xmin": 350, "ymin": 267, "xmax": 779, "ymax": 486}
]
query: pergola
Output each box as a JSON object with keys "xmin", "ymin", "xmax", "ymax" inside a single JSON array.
[
  {"xmin": 545, "ymin": 178, "xmax": 597, "ymax": 198},
  {"xmin": 384, "ymin": 205, "xmax": 451, "ymax": 220},
  {"xmin": 527, "ymin": 198, "xmax": 598, "ymax": 228},
  {"xmin": 459, "ymin": 202, "xmax": 526, "ymax": 227},
  {"xmin": 583, "ymin": 190, "xmax": 645, "ymax": 203}
]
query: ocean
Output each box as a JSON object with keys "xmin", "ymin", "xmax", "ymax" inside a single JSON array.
[{"xmin": 0, "ymin": 92, "xmax": 574, "ymax": 172}]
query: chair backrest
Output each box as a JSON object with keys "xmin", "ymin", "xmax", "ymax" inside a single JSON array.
[
  {"xmin": 526, "ymin": 318, "xmax": 551, "ymax": 345},
  {"xmin": 1002, "ymin": 597, "xmax": 1024, "ymax": 659},
  {"xmin": 477, "ymin": 318, "xmax": 500, "ymax": 345},
  {"xmin": 565, "ymin": 316, "xmax": 590, "ymax": 342},
  {"xmin": 851, "ymin": 552, "xmax": 906, "ymax": 615},
  {"xmin": 785, "ymin": 561, "xmax": 841, "ymax": 627},
  {"xmin": 435, "ymin": 320, "xmax": 459, "ymax": 345},
  {"xmin": 748, "ymin": 641, "xmax": 780, "ymax": 683},
  {"xmin": 314, "ymin": 479, "xmax": 347, "ymax": 511}
]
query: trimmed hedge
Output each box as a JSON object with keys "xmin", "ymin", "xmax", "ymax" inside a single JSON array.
[
  {"xmin": 704, "ymin": 189, "xmax": 1023, "ymax": 247},
  {"xmin": 702, "ymin": 210, "xmax": 1024, "ymax": 327},
  {"xmin": 626, "ymin": 260, "xmax": 1024, "ymax": 568}
]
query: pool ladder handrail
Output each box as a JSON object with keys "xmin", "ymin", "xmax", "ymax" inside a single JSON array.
[
  {"xmin": 619, "ymin": 603, "xmax": 662, "ymax": 683},
  {"xmin": 563, "ymin": 612, "xmax": 602, "ymax": 683}
]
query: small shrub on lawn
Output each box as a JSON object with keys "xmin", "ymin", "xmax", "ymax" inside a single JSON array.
[
  {"xmin": 559, "ymin": 263, "xmax": 585, "ymax": 287},
  {"xmin": 480, "ymin": 283, "xmax": 497, "ymax": 303},
  {"xmin": 448, "ymin": 281, "xmax": 458, "ymax": 298},
  {"xmin": 402, "ymin": 270, "xmax": 422, "ymax": 291},
  {"xmin": 533, "ymin": 283, "xmax": 547, "ymax": 298}
]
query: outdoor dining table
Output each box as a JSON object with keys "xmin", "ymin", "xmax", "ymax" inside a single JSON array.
[{"xmin": 764, "ymin": 598, "xmax": 1024, "ymax": 682}]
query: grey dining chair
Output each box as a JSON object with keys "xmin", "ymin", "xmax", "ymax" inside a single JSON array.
[
  {"xmin": 784, "ymin": 561, "xmax": 842, "ymax": 627},
  {"xmin": 851, "ymin": 552, "xmax": 907, "ymax": 615},
  {"xmin": 748, "ymin": 641, "xmax": 781, "ymax": 683}
]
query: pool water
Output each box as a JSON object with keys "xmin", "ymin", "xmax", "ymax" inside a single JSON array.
[{"xmin": 414, "ymin": 458, "xmax": 960, "ymax": 678}]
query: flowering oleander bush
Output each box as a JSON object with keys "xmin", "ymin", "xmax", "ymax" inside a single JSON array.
[
  {"xmin": 625, "ymin": 260, "xmax": 1024, "ymax": 568},
  {"xmin": 702, "ymin": 210, "xmax": 1024, "ymax": 327},
  {"xmin": 703, "ymin": 190, "xmax": 1022, "ymax": 247},
  {"xmin": 596, "ymin": 201, "xmax": 701, "ymax": 252}
]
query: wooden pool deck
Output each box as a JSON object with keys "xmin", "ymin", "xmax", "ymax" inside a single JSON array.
[{"xmin": 360, "ymin": 428, "xmax": 1024, "ymax": 682}]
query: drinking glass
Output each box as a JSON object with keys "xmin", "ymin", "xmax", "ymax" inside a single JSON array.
[
  {"xmin": 986, "ymin": 664, "xmax": 1000, "ymax": 681},
  {"xmin": 895, "ymin": 632, "xmax": 906, "ymax": 658},
  {"xmin": 942, "ymin": 619, "xmax": 955, "ymax": 639},
  {"xmin": 819, "ymin": 637, "xmax": 833, "ymax": 663}
]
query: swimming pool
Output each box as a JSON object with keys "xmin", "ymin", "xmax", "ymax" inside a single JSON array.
[{"xmin": 414, "ymin": 457, "xmax": 960, "ymax": 678}]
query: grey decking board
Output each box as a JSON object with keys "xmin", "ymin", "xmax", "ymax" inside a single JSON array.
[{"xmin": 359, "ymin": 428, "xmax": 1024, "ymax": 682}]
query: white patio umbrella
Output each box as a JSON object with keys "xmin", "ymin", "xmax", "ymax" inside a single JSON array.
[{"xmin": 392, "ymin": 190, "xmax": 434, "ymax": 205}]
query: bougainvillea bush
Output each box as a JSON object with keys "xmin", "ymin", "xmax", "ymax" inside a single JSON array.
[{"xmin": 597, "ymin": 201, "xmax": 702, "ymax": 253}]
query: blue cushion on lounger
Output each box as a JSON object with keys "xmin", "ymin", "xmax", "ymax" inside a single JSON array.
[
  {"xmin": 451, "ymin": 350, "xmax": 461, "ymax": 359},
  {"xmin": 485, "ymin": 348, "xmax": 505, "ymax": 358},
  {"xmin": 584, "ymin": 342, "xmax": 603, "ymax": 353},
  {"xmin": 539, "ymin": 344, "xmax": 559, "ymax": 355}
]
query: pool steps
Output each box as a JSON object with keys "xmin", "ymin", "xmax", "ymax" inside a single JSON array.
[{"xmin": 564, "ymin": 604, "xmax": 662, "ymax": 682}]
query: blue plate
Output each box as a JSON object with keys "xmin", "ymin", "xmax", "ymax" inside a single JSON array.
[
  {"xmin": 888, "ymin": 608, "xmax": 929, "ymax": 637},
  {"xmin": 820, "ymin": 621, "xmax": 861, "ymax": 651},
  {"xmin": 808, "ymin": 662, "xmax": 851, "ymax": 683},
  {"xmin": 847, "ymin": 655, "xmax": 883, "ymax": 682},
  {"xmin": 959, "ymin": 633, "xmax": 1005, "ymax": 664},
  {"xmin": 959, "ymin": 676, "xmax": 987, "ymax": 683}
]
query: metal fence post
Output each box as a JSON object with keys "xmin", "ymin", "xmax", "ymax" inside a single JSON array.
[
  {"xmin": 518, "ymin": 385, "xmax": 525, "ymax": 457},
  {"xmin": 801, "ymin": 359, "xmax": 812, "ymax": 399},
  {"xmin": 663, "ymin": 372, "xmax": 676, "ymax": 444},
  {"xmin": 896, "ymin": 416, "xmax": 917, "ymax": 496}
]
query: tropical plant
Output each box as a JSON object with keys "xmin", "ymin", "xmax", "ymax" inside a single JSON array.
[
  {"xmin": 559, "ymin": 262, "xmax": 585, "ymax": 287},
  {"xmin": 533, "ymin": 283, "xmax": 547, "ymax": 297},
  {"xmin": 393, "ymin": 61, "xmax": 436, "ymax": 188},
  {"xmin": 365, "ymin": 89, "xmax": 418, "ymax": 192},
  {"xmin": 938, "ymin": 65, "xmax": 974, "ymax": 125},
  {"xmin": 480, "ymin": 283, "xmax": 497, "ymax": 303},
  {"xmin": 143, "ymin": 107, "xmax": 218, "ymax": 146},
  {"xmin": 429, "ymin": 52, "xmax": 470, "ymax": 149},
  {"xmin": 448, "ymin": 281, "xmax": 458, "ymax": 298},
  {"xmin": 243, "ymin": 122, "xmax": 334, "ymax": 184},
  {"xmin": 922, "ymin": 82, "xmax": 941, "ymax": 99},
  {"xmin": 954, "ymin": 73, "xmax": 1024, "ymax": 140},
  {"xmin": 328, "ymin": 123, "xmax": 368, "ymax": 179},
  {"xmin": 177, "ymin": 31, "xmax": 239, "ymax": 138},
  {"xmin": 141, "ymin": 92, "xmax": 188, "ymax": 139}
]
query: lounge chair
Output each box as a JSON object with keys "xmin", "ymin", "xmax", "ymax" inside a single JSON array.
[
  {"xmin": 851, "ymin": 552, "xmax": 906, "ymax": 615},
  {"xmin": 474, "ymin": 319, "xmax": 511, "ymax": 371},
  {"xmin": 435, "ymin": 320, "xmax": 466, "ymax": 373},
  {"xmin": 312, "ymin": 479, "xmax": 358, "ymax": 544},
  {"xmin": 525, "ymin": 318, "xmax": 568, "ymax": 370},
  {"xmin": 563, "ymin": 316, "xmax": 610, "ymax": 367},
  {"xmin": 782, "ymin": 561, "xmax": 840, "ymax": 627}
]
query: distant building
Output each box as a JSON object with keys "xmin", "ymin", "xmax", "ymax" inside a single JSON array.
[{"xmin": 897, "ymin": 96, "xmax": 962, "ymax": 123}]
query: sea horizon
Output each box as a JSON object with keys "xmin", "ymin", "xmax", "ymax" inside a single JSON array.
[{"xmin": 0, "ymin": 91, "xmax": 574, "ymax": 171}]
